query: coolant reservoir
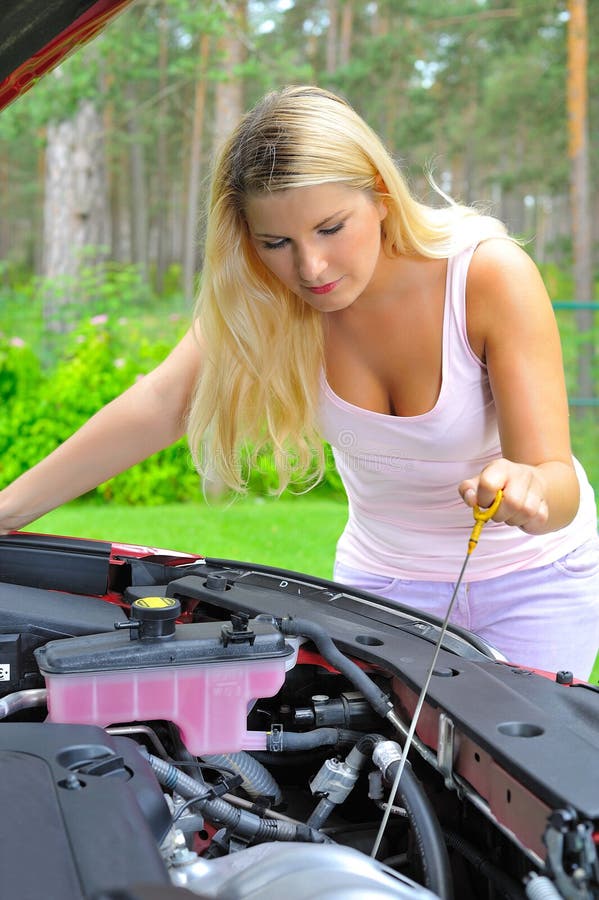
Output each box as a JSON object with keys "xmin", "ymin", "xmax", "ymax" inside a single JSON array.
[{"xmin": 34, "ymin": 599, "xmax": 294, "ymax": 755}]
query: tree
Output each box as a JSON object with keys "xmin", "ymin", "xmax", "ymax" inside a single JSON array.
[
  {"xmin": 183, "ymin": 32, "xmax": 210, "ymax": 302},
  {"xmin": 567, "ymin": 0, "xmax": 594, "ymax": 402},
  {"xmin": 212, "ymin": 0, "xmax": 247, "ymax": 151},
  {"xmin": 42, "ymin": 99, "xmax": 110, "ymax": 329},
  {"xmin": 1, "ymin": 0, "xmax": 597, "ymax": 320},
  {"xmin": 154, "ymin": 2, "xmax": 170, "ymax": 293}
]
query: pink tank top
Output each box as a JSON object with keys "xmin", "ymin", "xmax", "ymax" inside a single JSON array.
[{"xmin": 319, "ymin": 244, "xmax": 598, "ymax": 581}]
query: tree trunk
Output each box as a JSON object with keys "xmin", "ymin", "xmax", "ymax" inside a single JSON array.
[
  {"xmin": 154, "ymin": 3, "xmax": 169, "ymax": 294},
  {"xmin": 42, "ymin": 100, "xmax": 110, "ymax": 330},
  {"xmin": 339, "ymin": 0, "xmax": 353, "ymax": 67},
  {"xmin": 183, "ymin": 32, "xmax": 210, "ymax": 303},
  {"xmin": 212, "ymin": 1, "xmax": 246, "ymax": 153},
  {"xmin": 125, "ymin": 82, "xmax": 149, "ymax": 282},
  {"xmin": 326, "ymin": 0, "xmax": 339, "ymax": 74},
  {"xmin": 567, "ymin": 0, "xmax": 594, "ymax": 402},
  {"xmin": 207, "ymin": 2, "xmax": 246, "ymax": 496},
  {"xmin": 111, "ymin": 147, "xmax": 130, "ymax": 263}
]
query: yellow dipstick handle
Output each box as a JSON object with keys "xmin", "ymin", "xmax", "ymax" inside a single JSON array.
[{"xmin": 468, "ymin": 489, "xmax": 503, "ymax": 555}]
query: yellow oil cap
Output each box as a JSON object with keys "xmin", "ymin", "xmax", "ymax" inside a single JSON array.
[
  {"xmin": 130, "ymin": 595, "xmax": 181, "ymax": 640},
  {"xmin": 134, "ymin": 596, "xmax": 179, "ymax": 610}
]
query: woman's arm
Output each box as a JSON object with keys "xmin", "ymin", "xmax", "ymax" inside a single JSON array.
[
  {"xmin": 0, "ymin": 326, "xmax": 202, "ymax": 533},
  {"xmin": 459, "ymin": 239, "xmax": 579, "ymax": 534}
]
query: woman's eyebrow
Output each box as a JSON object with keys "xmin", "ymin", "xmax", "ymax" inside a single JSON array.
[
  {"xmin": 253, "ymin": 208, "xmax": 349, "ymax": 238},
  {"xmin": 313, "ymin": 208, "xmax": 349, "ymax": 228}
]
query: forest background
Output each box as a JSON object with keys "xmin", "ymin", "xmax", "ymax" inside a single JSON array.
[{"xmin": 0, "ymin": 0, "xmax": 597, "ymax": 522}]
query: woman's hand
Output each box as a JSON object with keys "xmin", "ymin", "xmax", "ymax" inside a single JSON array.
[
  {"xmin": 0, "ymin": 504, "xmax": 36, "ymax": 536},
  {"xmin": 459, "ymin": 458, "xmax": 551, "ymax": 535}
]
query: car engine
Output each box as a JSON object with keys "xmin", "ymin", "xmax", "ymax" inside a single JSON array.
[{"xmin": 1, "ymin": 531, "xmax": 598, "ymax": 900}]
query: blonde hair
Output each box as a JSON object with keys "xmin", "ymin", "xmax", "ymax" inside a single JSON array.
[{"xmin": 187, "ymin": 85, "xmax": 508, "ymax": 493}]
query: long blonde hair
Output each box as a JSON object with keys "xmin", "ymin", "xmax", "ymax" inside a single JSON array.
[{"xmin": 187, "ymin": 85, "xmax": 507, "ymax": 493}]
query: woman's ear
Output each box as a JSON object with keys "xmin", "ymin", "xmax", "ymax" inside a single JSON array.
[{"xmin": 373, "ymin": 176, "xmax": 389, "ymax": 221}]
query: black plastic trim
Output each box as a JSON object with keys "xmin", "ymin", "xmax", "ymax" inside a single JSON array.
[{"xmin": 0, "ymin": 533, "xmax": 112, "ymax": 595}]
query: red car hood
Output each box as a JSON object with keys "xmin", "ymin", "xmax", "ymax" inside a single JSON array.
[{"xmin": 0, "ymin": 0, "xmax": 133, "ymax": 112}]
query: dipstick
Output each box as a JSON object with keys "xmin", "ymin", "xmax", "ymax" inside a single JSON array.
[{"xmin": 371, "ymin": 489, "xmax": 503, "ymax": 860}]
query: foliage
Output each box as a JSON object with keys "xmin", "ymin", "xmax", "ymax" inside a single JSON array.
[
  {"xmin": 0, "ymin": 307, "xmax": 194, "ymax": 503},
  {"xmin": 0, "ymin": 300, "xmax": 347, "ymax": 503},
  {"xmin": 571, "ymin": 412, "xmax": 599, "ymax": 500},
  {"xmin": 1, "ymin": 0, "xmax": 598, "ymax": 282},
  {"xmin": 1, "ymin": 258, "xmax": 189, "ymax": 366}
]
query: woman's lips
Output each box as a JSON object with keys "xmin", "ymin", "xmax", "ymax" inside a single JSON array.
[{"xmin": 306, "ymin": 278, "xmax": 341, "ymax": 295}]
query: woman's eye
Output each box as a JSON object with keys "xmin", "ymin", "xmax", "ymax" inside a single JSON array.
[
  {"xmin": 320, "ymin": 223, "xmax": 344, "ymax": 236},
  {"xmin": 262, "ymin": 238, "xmax": 289, "ymax": 250},
  {"xmin": 260, "ymin": 222, "xmax": 343, "ymax": 250}
]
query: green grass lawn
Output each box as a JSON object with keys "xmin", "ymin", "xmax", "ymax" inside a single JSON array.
[
  {"xmin": 24, "ymin": 495, "xmax": 599, "ymax": 684},
  {"xmin": 24, "ymin": 495, "xmax": 349, "ymax": 579}
]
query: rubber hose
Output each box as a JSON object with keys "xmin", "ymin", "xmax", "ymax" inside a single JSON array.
[
  {"xmin": 266, "ymin": 727, "xmax": 362, "ymax": 752},
  {"xmin": 278, "ymin": 617, "xmax": 392, "ymax": 718},
  {"xmin": 525, "ymin": 874, "xmax": 563, "ymax": 900},
  {"xmin": 166, "ymin": 722, "xmax": 205, "ymax": 780},
  {"xmin": 0, "ymin": 688, "xmax": 47, "ymax": 719},
  {"xmin": 249, "ymin": 748, "xmax": 332, "ymax": 768},
  {"xmin": 202, "ymin": 751, "xmax": 282, "ymax": 805},
  {"xmin": 443, "ymin": 829, "xmax": 526, "ymax": 900},
  {"xmin": 148, "ymin": 754, "xmax": 325, "ymax": 845},
  {"xmin": 252, "ymin": 736, "xmax": 381, "ymax": 768},
  {"xmin": 384, "ymin": 758, "xmax": 453, "ymax": 900},
  {"xmin": 356, "ymin": 733, "xmax": 386, "ymax": 755}
]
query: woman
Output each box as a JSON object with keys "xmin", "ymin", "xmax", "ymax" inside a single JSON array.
[{"xmin": 1, "ymin": 86, "xmax": 598, "ymax": 677}]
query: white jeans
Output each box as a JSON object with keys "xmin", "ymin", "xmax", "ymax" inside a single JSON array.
[{"xmin": 334, "ymin": 537, "xmax": 599, "ymax": 681}]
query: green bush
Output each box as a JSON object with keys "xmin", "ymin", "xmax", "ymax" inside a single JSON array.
[
  {"xmin": 0, "ymin": 313, "xmax": 343, "ymax": 504},
  {"xmin": 0, "ymin": 315, "xmax": 197, "ymax": 503}
]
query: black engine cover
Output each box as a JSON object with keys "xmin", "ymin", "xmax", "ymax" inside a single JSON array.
[{"xmin": 0, "ymin": 723, "xmax": 171, "ymax": 899}]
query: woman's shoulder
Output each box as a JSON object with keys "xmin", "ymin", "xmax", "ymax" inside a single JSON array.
[
  {"xmin": 464, "ymin": 239, "xmax": 554, "ymax": 358},
  {"xmin": 467, "ymin": 238, "xmax": 545, "ymax": 297}
]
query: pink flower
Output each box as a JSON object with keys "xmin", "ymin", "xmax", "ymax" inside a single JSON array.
[
  {"xmin": 9, "ymin": 337, "xmax": 25, "ymax": 348},
  {"xmin": 90, "ymin": 314, "xmax": 108, "ymax": 326}
]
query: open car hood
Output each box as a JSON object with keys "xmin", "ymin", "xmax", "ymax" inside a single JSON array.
[{"xmin": 0, "ymin": 0, "xmax": 133, "ymax": 112}]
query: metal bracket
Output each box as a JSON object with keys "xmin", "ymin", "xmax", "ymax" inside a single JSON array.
[{"xmin": 437, "ymin": 713, "xmax": 456, "ymax": 790}]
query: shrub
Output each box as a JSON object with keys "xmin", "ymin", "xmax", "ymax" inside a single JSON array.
[
  {"xmin": 0, "ymin": 313, "xmax": 345, "ymax": 504},
  {"xmin": 0, "ymin": 315, "xmax": 196, "ymax": 503}
]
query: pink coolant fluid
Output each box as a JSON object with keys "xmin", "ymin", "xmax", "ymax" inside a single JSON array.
[
  {"xmin": 42, "ymin": 658, "xmax": 286, "ymax": 754},
  {"xmin": 35, "ymin": 602, "xmax": 296, "ymax": 755}
]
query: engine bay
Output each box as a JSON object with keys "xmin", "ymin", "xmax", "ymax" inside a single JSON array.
[{"xmin": 1, "ymin": 531, "xmax": 598, "ymax": 900}]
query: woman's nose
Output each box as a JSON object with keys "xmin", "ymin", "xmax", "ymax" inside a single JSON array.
[{"xmin": 296, "ymin": 244, "xmax": 327, "ymax": 283}]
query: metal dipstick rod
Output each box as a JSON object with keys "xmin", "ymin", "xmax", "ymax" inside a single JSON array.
[{"xmin": 371, "ymin": 489, "xmax": 504, "ymax": 859}]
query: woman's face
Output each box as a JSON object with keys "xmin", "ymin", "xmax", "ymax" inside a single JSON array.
[{"xmin": 245, "ymin": 182, "xmax": 387, "ymax": 312}]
